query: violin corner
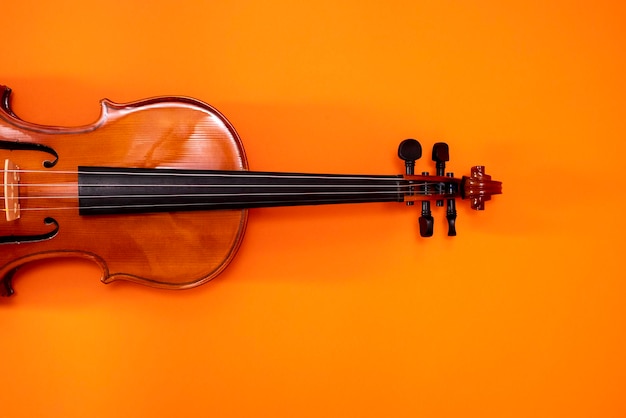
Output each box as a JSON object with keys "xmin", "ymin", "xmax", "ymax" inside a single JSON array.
[
  {"xmin": 0, "ymin": 268, "xmax": 16, "ymax": 297},
  {"xmin": 0, "ymin": 84, "xmax": 15, "ymax": 115}
]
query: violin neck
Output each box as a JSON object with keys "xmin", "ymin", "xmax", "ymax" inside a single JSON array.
[{"xmin": 77, "ymin": 167, "xmax": 457, "ymax": 215}]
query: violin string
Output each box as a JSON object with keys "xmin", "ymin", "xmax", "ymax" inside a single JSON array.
[
  {"xmin": 7, "ymin": 170, "xmax": 449, "ymax": 196},
  {"xmin": 10, "ymin": 187, "xmax": 451, "ymax": 210},
  {"xmin": 14, "ymin": 195, "xmax": 434, "ymax": 212},
  {"xmin": 3, "ymin": 169, "xmax": 452, "ymax": 211},
  {"xmin": 17, "ymin": 188, "xmax": 448, "ymax": 200},
  {"xmin": 15, "ymin": 182, "xmax": 427, "ymax": 188},
  {"xmin": 6, "ymin": 169, "xmax": 410, "ymax": 181}
]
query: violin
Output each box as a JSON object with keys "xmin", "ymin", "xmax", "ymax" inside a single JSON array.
[{"xmin": 0, "ymin": 85, "xmax": 502, "ymax": 297}]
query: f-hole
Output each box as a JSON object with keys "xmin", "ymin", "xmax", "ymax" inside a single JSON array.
[
  {"xmin": 0, "ymin": 217, "xmax": 60, "ymax": 245},
  {"xmin": 0, "ymin": 140, "xmax": 59, "ymax": 168}
]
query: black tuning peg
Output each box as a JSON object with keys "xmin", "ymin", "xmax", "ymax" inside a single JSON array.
[
  {"xmin": 419, "ymin": 212, "xmax": 434, "ymax": 237},
  {"xmin": 398, "ymin": 139, "xmax": 422, "ymax": 175},
  {"xmin": 432, "ymin": 142, "xmax": 449, "ymax": 207},
  {"xmin": 432, "ymin": 142, "xmax": 449, "ymax": 176},
  {"xmin": 446, "ymin": 201, "xmax": 457, "ymax": 236},
  {"xmin": 398, "ymin": 139, "xmax": 422, "ymax": 207},
  {"xmin": 419, "ymin": 171, "xmax": 434, "ymax": 237},
  {"xmin": 446, "ymin": 172, "xmax": 457, "ymax": 236}
]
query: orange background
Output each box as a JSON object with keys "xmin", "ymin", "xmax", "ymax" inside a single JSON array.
[{"xmin": 2, "ymin": 1, "xmax": 625, "ymax": 417}]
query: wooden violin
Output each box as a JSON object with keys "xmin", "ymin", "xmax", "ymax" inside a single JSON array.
[{"xmin": 0, "ymin": 85, "xmax": 502, "ymax": 296}]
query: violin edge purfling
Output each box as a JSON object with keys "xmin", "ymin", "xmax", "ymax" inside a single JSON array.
[{"xmin": 0, "ymin": 85, "xmax": 502, "ymax": 297}]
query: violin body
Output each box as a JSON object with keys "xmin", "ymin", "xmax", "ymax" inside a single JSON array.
[
  {"xmin": 0, "ymin": 87, "xmax": 249, "ymax": 295},
  {"xmin": 0, "ymin": 85, "xmax": 501, "ymax": 297}
]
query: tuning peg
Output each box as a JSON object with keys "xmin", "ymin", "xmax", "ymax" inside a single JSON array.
[
  {"xmin": 432, "ymin": 142, "xmax": 449, "ymax": 207},
  {"xmin": 419, "ymin": 213, "xmax": 434, "ymax": 237},
  {"xmin": 432, "ymin": 142, "xmax": 449, "ymax": 175},
  {"xmin": 398, "ymin": 139, "xmax": 422, "ymax": 175},
  {"xmin": 419, "ymin": 171, "xmax": 433, "ymax": 237},
  {"xmin": 446, "ymin": 172, "xmax": 457, "ymax": 236},
  {"xmin": 446, "ymin": 210, "xmax": 457, "ymax": 236},
  {"xmin": 398, "ymin": 139, "xmax": 422, "ymax": 207},
  {"xmin": 419, "ymin": 215, "xmax": 434, "ymax": 237}
]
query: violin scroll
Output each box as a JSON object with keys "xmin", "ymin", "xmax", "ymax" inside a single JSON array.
[{"xmin": 462, "ymin": 166, "xmax": 503, "ymax": 210}]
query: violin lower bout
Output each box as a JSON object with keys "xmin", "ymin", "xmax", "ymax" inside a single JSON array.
[{"xmin": 0, "ymin": 208, "xmax": 248, "ymax": 297}]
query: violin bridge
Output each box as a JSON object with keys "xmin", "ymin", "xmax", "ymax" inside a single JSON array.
[{"xmin": 3, "ymin": 159, "xmax": 20, "ymax": 221}]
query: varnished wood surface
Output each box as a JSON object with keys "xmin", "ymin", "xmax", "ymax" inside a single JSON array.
[
  {"xmin": 0, "ymin": 87, "xmax": 248, "ymax": 291},
  {"xmin": 0, "ymin": 86, "xmax": 501, "ymax": 296}
]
